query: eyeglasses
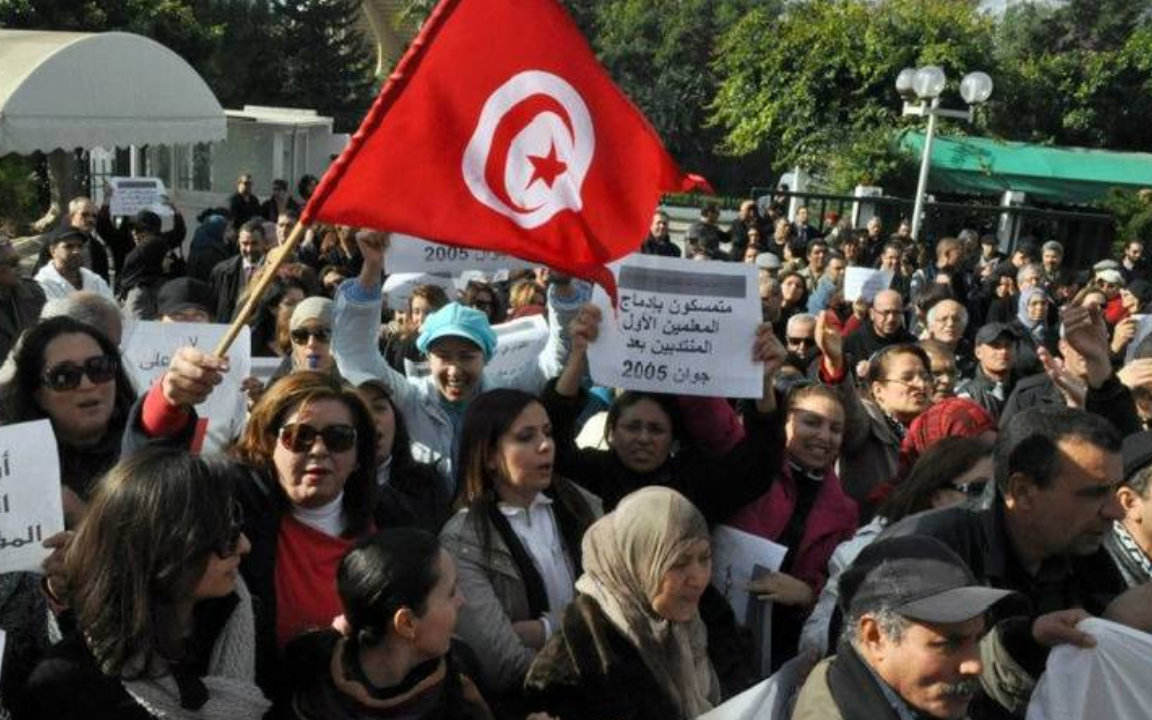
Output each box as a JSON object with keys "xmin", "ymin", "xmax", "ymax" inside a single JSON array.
[
  {"xmin": 41, "ymin": 355, "xmax": 119, "ymax": 391},
  {"xmin": 290, "ymin": 328, "xmax": 331, "ymax": 345},
  {"xmin": 787, "ymin": 336, "xmax": 816, "ymax": 348},
  {"xmin": 872, "ymin": 308, "xmax": 903, "ymax": 318},
  {"xmin": 881, "ymin": 372, "xmax": 934, "ymax": 387},
  {"xmin": 278, "ymin": 423, "xmax": 357, "ymax": 453},
  {"xmin": 952, "ymin": 481, "xmax": 987, "ymax": 498}
]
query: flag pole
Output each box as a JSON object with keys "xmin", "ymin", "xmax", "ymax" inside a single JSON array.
[{"xmin": 212, "ymin": 221, "xmax": 310, "ymax": 358}]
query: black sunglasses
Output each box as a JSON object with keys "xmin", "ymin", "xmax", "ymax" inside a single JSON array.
[
  {"xmin": 290, "ymin": 327, "xmax": 331, "ymax": 345},
  {"xmin": 787, "ymin": 336, "xmax": 816, "ymax": 347},
  {"xmin": 41, "ymin": 355, "xmax": 119, "ymax": 391},
  {"xmin": 278, "ymin": 423, "xmax": 357, "ymax": 453}
]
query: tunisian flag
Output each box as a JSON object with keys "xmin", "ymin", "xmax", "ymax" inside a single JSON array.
[{"xmin": 299, "ymin": 0, "xmax": 708, "ymax": 299}]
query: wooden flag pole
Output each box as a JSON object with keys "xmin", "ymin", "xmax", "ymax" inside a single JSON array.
[{"xmin": 212, "ymin": 221, "xmax": 310, "ymax": 358}]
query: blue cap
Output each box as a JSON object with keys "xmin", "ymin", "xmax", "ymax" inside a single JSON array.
[{"xmin": 416, "ymin": 302, "xmax": 498, "ymax": 361}]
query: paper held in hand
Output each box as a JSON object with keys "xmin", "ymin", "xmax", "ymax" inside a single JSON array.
[
  {"xmin": 587, "ymin": 254, "xmax": 763, "ymax": 398},
  {"xmin": 120, "ymin": 321, "xmax": 251, "ymax": 454},
  {"xmin": 109, "ymin": 177, "xmax": 170, "ymax": 218},
  {"xmin": 843, "ymin": 267, "xmax": 894, "ymax": 303},
  {"xmin": 0, "ymin": 420, "xmax": 64, "ymax": 573},
  {"xmin": 386, "ymin": 234, "xmax": 535, "ymax": 274}
]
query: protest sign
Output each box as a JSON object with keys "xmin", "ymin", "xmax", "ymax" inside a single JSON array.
[
  {"xmin": 109, "ymin": 177, "xmax": 168, "ymax": 217},
  {"xmin": 843, "ymin": 267, "xmax": 894, "ymax": 303},
  {"xmin": 386, "ymin": 234, "xmax": 535, "ymax": 274},
  {"xmin": 487, "ymin": 315, "xmax": 550, "ymax": 386},
  {"xmin": 588, "ymin": 254, "xmax": 762, "ymax": 398},
  {"xmin": 695, "ymin": 654, "xmax": 807, "ymax": 720},
  {"xmin": 711, "ymin": 524, "xmax": 788, "ymax": 676},
  {"xmin": 0, "ymin": 420, "xmax": 64, "ymax": 573},
  {"xmin": 1126, "ymin": 314, "xmax": 1152, "ymax": 363},
  {"xmin": 120, "ymin": 321, "xmax": 251, "ymax": 453},
  {"xmin": 382, "ymin": 272, "xmax": 456, "ymax": 309}
]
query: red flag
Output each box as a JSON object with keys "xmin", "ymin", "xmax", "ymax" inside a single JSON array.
[{"xmin": 299, "ymin": 0, "xmax": 707, "ymax": 300}]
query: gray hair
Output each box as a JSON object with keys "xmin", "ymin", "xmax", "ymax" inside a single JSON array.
[
  {"xmin": 786, "ymin": 313, "xmax": 816, "ymax": 336},
  {"xmin": 67, "ymin": 196, "xmax": 93, "ymax": 215},
  {"xmin": 926, "ymin": 300, "xmax": 969, "ymax": 330},
  {"xmin": 845, "ymin": 605, "xmax": 910, "ymax": 649},
  {"xmin": 1043, "ymin": 241, "xmax": 1064, "ymax": 256},
  {"xmin": 40, "ymin": 292, "xmax": 124, "ymax": 346},
  {"xmin": 1017, "ymin": 263, "xmax": 1042, "ymax": 285}
]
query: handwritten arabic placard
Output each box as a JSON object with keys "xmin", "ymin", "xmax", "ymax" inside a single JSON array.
[
  {"xmin": 487, "ymin": 315, "xmax": 549, "ymax": 386},
  {"xmin": 387, "ymin": 234, "xmax": 535, "ymax": 274},
  {"xmin": 120, "ymin": 321, "xmax": 251, "ymax": 453},
  {"xmin": 588, "ymin": 254, "xmax": 763, "ymax": 398},
  {"xmin": 109, "ymin": 177, "xmax": 167, "ymax": 217},
  {"xmin": 843, "ymin": 267, "xmax": 894, "ymax": 303},
  {"xmin": 0, "ymin": 420, "xmax": 63, "ymax": 573}
]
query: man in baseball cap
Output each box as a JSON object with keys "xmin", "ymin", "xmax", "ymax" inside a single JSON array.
[{"xmin": 793, "ymin": 536, "xmax": 1016, "ymax": 720}]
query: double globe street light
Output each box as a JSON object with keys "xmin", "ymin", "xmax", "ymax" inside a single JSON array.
[{"xmin": 896, "ymin": 66, "xmax": 994, "ymax": 242}]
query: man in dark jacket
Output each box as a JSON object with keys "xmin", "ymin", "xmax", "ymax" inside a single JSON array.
[
  {"xmin": 792, "ymin": 536, "xmax": 1016, "ymax": 720},
  {"xmin": 881, "ymin": 405, "xmax": 1137, "ymax": 719},
  {"xmin": 227, "ymin": 173, "xmax": 262, "ymax": 230},
  {"xmin": 843, "ymin": 289, "xmax": 915, "ymax": 374},
  {"xmin": 958, "ymin": 323, "xmax": 1018, "ymax": 420},
  {"xmin": 727, "ymin": 200, "xmax": 765, "ymax": 262},
  {"xmin": 639, "ymin": 211, "xmax": 680, "ymax": 257},
  {"xmin": 0, "ymin": 237, "xmax": 46, "ymax": 363},
  {"xmin": 209, "ymin": 219, "xmax": 268, "ymax": 322},
  {"xmin": 686, "ymin": 203, "xmax": 727, "ymax": 257}
]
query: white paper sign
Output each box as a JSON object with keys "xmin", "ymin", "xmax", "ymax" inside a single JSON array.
[
  {"xmin": 0, "ymin": 420, "xmax": 64, "ymax": 573},
  {"xmin": 1126, "ymin": 314, "xmax": 1152, "ymax": 363},
  {"xmin": 711, "ymin": 525, "xmax": 788, "ymax": 625},
  {"xmin": 109, "ymin": 177, "xmax": 168, "ymax": 217},
  {"xmin": 843, "ymin": 267, "xmax": 894, "ymax": 302},
  {"xmin": 386, "ymin": 234, "xmax": 535, "ymax": 274},
  {"xmin": 120, "ymin": 322, "xmax": 251, "ymax": 453},
  {"xmin": 695, "ymin": 654, "xmax": 807, "ymax": 720},
  {"xmin": 588, "ymin": 254, "xmax": 762, "ymax": 398},
  {"xmin": 487, "ymin": 315, "xmax": 550, "ymax": 386}
]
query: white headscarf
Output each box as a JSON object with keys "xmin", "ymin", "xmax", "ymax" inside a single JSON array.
[{"xmin": 575, "ymin": 487, "xmax": 719, "ymax": 719}]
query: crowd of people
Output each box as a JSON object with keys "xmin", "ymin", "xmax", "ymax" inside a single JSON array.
[{"xmin": 0, "ymin": 176, "xmax": 1150, "ymax": 720}]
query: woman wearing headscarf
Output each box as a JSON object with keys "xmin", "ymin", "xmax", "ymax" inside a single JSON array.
[
  {"xmin": 524, "ymin": 487, "xmax": 750, "ymax": 720},
  {"xmin": 1010, "ymin": 285, "xmax": 1058, "ymax": 376}
]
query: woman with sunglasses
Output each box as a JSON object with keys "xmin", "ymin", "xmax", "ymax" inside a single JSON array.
[
  {"xmin": 0, "ymin": 316, "xmax": 136, "ymax": 509},
  {"xmin": 227, "ymin": 372, "xmax": 417, "ymax": 665},
  {"xmin": 813, "ymin": 311, "xmax": 932, "ymax": 508},
  {"xmin": 20, "ymin": 449, "xmax": 270, "ymax": 720}
]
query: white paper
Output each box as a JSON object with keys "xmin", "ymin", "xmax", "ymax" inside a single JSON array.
[
  {"xmin": 404, "ymin": 358, "xmax": 431, "ymax": 379},
  {"xmin": 386, "ymin": 234, "xmax": 535, "ymax": 274},
  {"xmin": 588, "ymin": 254, "xmax": 762, "ymax": 398},
  {"xmin": 486, "ymin": 315, "xmax": 550, "ymax": 386},
  {"xmin": 711, "ymin": 525, "xmax": 788, "ymax": 625},
  {"xmin": 120, "ymin": 321, "xmax": 251, "ymax": 453},
  {"xmin": 1125, "ymin": 314, "xmax": 1152, "ymax": 363},
  {"xmin": 694, "ymin": 654, "xmax": 807, "ymax": 720},
  {"xmin": 382, "ymin": 272, "xmax": 456, "ymax": 309},
  {"xmin": 249, "ymin": 357, "xmax": 282, "ymax": 385},
  {"xmin": 1027, "ymin": 618, "xmax": 1152, "ymax": 720},
  {"xmin": 109, "ymin": 177, "xmax": 168, "ymax": 217},
  {"xmin": 843, "ymin": 267, "xmax": 894, "ymax": 302},
  {"xmin": 0, "ymin": 420, "xmax": 64, "ymax": 573}
]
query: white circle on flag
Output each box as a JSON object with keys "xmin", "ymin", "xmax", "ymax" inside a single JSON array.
[{"xmin": 462, "ymin": 71, "xmax": 595, "ymax": 229}]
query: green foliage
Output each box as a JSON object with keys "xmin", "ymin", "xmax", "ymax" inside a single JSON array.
[
  {"xmin": 710, "ymin": 0, "xmax": 995, "ymax": 192},
  {"xmin": 276, "ymin": 0, "xmax": 379, "ymax": 132},
  {"xmin": 0, "ymin": 155, "xmax": 43, "ymax": 229},
  {"xmin": 1099, "ymin": 187, "xmax": 1152, "ymax": 254}
]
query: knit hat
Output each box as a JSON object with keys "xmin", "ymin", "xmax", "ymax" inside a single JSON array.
[
  {"xmin": 416, "ymin": 302, "xmax": 498, "ymax": 361},
  {"xmin": 290, "ymin": 296, "xmax": 333, "ymax": 331}
]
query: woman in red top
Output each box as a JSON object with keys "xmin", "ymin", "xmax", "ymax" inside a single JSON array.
[{"xmin": 727, "ymin": 382, "xmax": 858, "ymax": 667}]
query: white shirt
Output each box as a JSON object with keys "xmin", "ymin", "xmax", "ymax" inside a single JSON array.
[
  {"xmin": 291, "ymin": 492, "xmax": 346, "ymax": 537},
  {"xmin": 499, "ymin": 494, "xmax": 575, "ymax": 616},
  {"xmin": 34, "ymin": 262, "xmax": 116, "ymax": 303}
]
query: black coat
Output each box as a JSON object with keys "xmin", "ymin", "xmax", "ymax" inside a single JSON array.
[
  {"xmin": 0, "ymin": 280, "xmax": 46, "ymax": 363},
  {"xmin": 525, "ymin": 591, "xmax": 753, "ymax": 720},
  {"xmin": 209, "ymin": 254, "xmax": 247, "ymax": 323}
]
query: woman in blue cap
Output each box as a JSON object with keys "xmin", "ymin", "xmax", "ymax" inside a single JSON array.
[{"xmin": 332, "ymin": 232, "xmax": 586, "ymax": 493}]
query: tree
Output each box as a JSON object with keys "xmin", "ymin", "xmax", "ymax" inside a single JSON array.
[
  {"xmin": 276, "ymin": 0, "xmax": 379, "ymax": 132},
  {"xmin": 710, "ymin": 0, "xmax": 996, "ymax": 192}
]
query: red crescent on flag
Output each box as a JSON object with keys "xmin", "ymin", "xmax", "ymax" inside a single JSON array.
[{"xmin": 483, "ymin": 93, "xmax": 576, "ymax": 215}]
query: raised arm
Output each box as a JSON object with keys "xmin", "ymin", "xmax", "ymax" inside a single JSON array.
[
  {"xmin": 500, "ymin": 275, "xmax": 588, "ymax": 393},
  {"xmin": 817, "ymin": 310, "xmax": 871, "ymax": 454}
]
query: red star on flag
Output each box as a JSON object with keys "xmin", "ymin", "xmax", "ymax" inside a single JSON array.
[{"xmin": 527, "ymin": 143, "xmax": 568, "ymax": 189}]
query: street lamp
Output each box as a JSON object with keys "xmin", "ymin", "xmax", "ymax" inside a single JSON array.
[{"xmin": 898, "ymin": 66, "xmax": 993, "ymax": 242}]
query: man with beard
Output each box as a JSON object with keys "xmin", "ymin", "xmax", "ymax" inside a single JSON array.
[
  {"xmin": 793, "ymin": 536, "xmax": 1016, "ymax": 720},
  {"xmin": 33, "ymin": 227, "xmax": 115, "ymax": 303},
  {"xmin": 209, "ymin": 218, "xmax": 268, "ymax": 322}
]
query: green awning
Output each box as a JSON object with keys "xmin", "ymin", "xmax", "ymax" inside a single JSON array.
[{"xmin": 897, "ymin": 131, "xmax": 1152, "ymax": 205}]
